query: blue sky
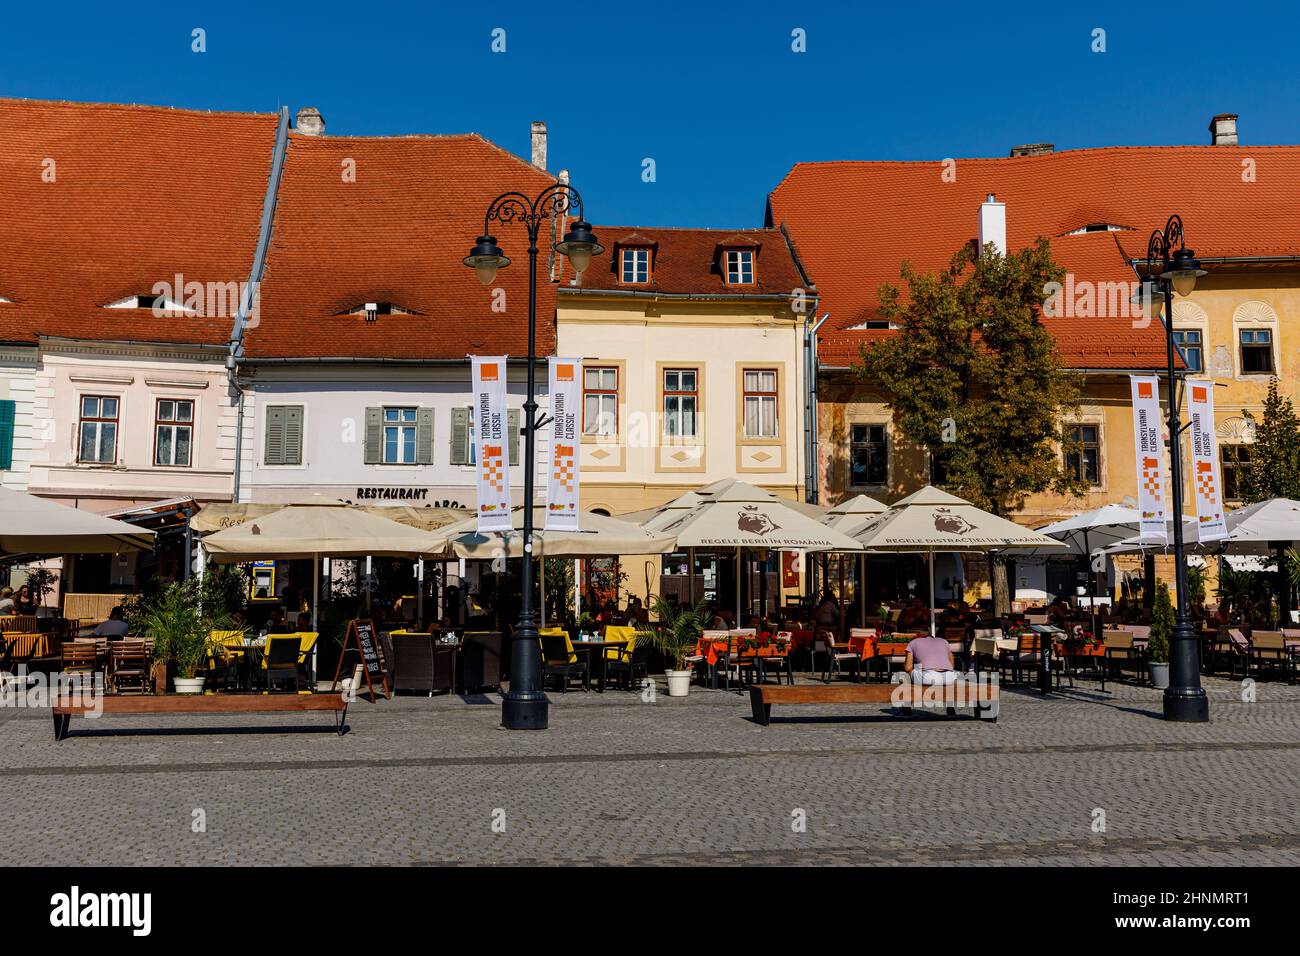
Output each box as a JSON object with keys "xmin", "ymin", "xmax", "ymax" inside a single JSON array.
[{"xmin": 3, "ymin": 1, "xmax": 1296, "ymax": 229}]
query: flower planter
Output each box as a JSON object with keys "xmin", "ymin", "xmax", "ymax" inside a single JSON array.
[
  {"xmin": 665, "ymin": 669, "xmax": 692, "ymax": 697},
  {"xmin": 173, "ymin": 677, "xmax": 206, "ymax": 695},
  {"xmin": 1149, "ymin": 662, "xmax": 1170, "ymax": 689}
]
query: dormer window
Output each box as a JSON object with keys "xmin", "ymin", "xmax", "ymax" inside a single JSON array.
[
  {"xmin": 0, "ymin": 296, "xmax": 12, "ymax": 304},
  {"xmin": 337, "ymin": 302, "xmax": 412, "ymax": 321},
  {"xmin": 620, "ymin": 248, "xmax": 650, "ymax": 284},
  {"xmin": 103, "ymin": 294, "xmax": 194, "ymax": 313},
  {"xmin": 724, "ymin": 249, "xmax": 755, "ymax": 285}
]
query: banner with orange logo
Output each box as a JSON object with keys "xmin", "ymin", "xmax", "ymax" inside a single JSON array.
[
  {"xmin": 1130, "ymin": 375, "xmax": 1168, "ymax": 542},
  {"xmin": 546, "ymin": 358, "xmax": 581, "ymax": 531},
  {"xmin": 471, "ymin": 356, "xmax": 512, "ymax": 533},
  {"xmin": 1187, "ymin": 381, "xmax": 1228, "ymax": 542}
]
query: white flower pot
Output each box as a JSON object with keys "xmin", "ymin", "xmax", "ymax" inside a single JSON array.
[
  {"xmin": 173, "ymin": 677, "xmax": 206, "ymax": 695},
  {"xmin": 665, "ymin": 670, "xmax": 692, "ymax": 697},
  {"xmin": 1148, "ymin": 662, "xmax": 1170, "ymax": 689}
]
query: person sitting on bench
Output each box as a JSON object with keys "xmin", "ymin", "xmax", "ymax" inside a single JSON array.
[{"xmin": 904, "ymin": 633, "xmax": 959, "ymax": 685}]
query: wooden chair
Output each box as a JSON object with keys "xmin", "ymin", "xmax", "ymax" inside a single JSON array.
[
  {"xmin": 1215, "ymin": 627, "xmax": 1252, "ymax": 678},
  {"xmin": 1249, "ymin": 631, "xmax": 1292, "ymax": 682},
  {"xmin": 0, "ymin": 615, "xmax": 39, "ymax": 634},
  {"xmin": 999, "ymin": 630, "xmax": 1041, "ymax": 685},
  {"xmin": 60, "ymin": 641, "xmax": 98, "ymax": 686},
  {"xmin": 698, "ymin": 629, "xmax": 732, "ymax": 689},
  {"xmin": 109, "ymin": 640, "xmax": 150, "ymax": 695},
  {"xmin": 1100, "ymin": 630, "xmax": 1142, "ymax": 689}
]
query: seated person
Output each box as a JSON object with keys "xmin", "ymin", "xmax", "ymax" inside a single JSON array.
[
  {"xmin": 1046, "ymin": 597, "xmax": 1070, "ymax": 629},
  {"xmin": 295, "ymin": 611, "xmax": 313, "ymax": 632},
  {"xmin": 904, "ymin": 632, "xmax": 960, "ymax": 687},
  {"xmin": 897, "ymin": 598, "xmax": 930, "ymax": 632},
  {"xmin": 0, "ymin": 586, "xmax": 14, "ymax": 614},
  {"xmin": 1211, "ymin": 602, "xmax": 1232, "ymax": 626},
  {"xmin": 92, "ymin": 605, "xmax": 131, "ymax": 639},
  {"xmin": 266, "ymin": 608, "xmax": 290, "ymax": 633}
]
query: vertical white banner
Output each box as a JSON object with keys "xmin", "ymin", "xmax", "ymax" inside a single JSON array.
[
  {"xmin": 1187, "ymin": 381, "xmax": 1228, "ymax": 542},
  {"xmin": 1130, "ymin": 375, "xmax": 1168, "ymax": 542},
  {"xmin": 546, "ymin": 358, "xmax": 581, "ymax": 531},
  {"xmin": 471, "ymin": 356, "xmax": 512, "ymax": 533}
]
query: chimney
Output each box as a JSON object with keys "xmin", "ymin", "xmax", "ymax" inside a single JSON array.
[
  {"xmin": 1209, "ymin": 113, "xmax": 1238, "ymax": 146},
  {"xmin": 978, "ymin": 194, "xmax": 1006, "ymax": 257},
  {"xmin": 295, "ymin": 106, "xmax": 325, "ymax": 136},
  {"xmin": 1009, "ymin": 143, "xmax": 1053, "ymax": 157},
  {"xmin": 530, "ymin": 121, "xmax": 547, "ymax": 170}
]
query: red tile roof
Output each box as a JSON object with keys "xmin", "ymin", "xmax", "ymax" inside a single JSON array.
[
  {"xmin": 769, "ymin": 146, "xmax": 1300, "ymax": 368},
  {"xmin": 564, "ymin": 226, "xmax": 806, "ymax": 298},
  {"xmin": 243, "ymin": 133, "xmax": 558, "ymax": 360},
  {"xmin": 0, "ymin": 97, "xmax": 278, "ymax": 347}
]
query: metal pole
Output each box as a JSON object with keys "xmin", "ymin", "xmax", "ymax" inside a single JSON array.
[
  {"xmin": 1161, "ymin": 279, "xmax": 1209, "ymax": 722},
  {"xmin": 501, "ymin": 234, "xmax": 548, "ymax": 729}
]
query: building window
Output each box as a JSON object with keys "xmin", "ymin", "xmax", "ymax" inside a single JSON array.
[
  {"xmin": 1221, "ymin": 444, "xmax": 1252, "ymax": 502},
  {"xmin": 1239, "ymin": 329, "xmax": 1275, "ymax": 374},
  {"xmin": 663, "ymin": 368, "xmax": 698, "ymax": 438},
  {"xmin": 725, "ymin": 249, "xmax": 754, "ymax": 285},
  {"xmin": 1172, "ymin": 330, "xmax": 1203, "ymax": 373},
  {"xmin": 583, "ymin": 367, "xmax": 618, "ymax": 437},
  {"xmin": 264, "ymin": 405, "xmax": 304, "ymax": 466},
  {"xmin": 154, "ymin": 399, "xmax": 194, "ymax": 467},
  {"xmin": 450, "ymin": 407, "xmax": 519, "ymax": 466},
  {"xmin": 620, "ymin": 248, "xmax": 649, "ymax": 284},
  {"xmin": 851, "ymin": 424, "xmax": 887, "ymax": 485},
  {"xmin": 78, "ymin": 395, "xmax": 118, "ymax": 464},
  {"xmin": 742, "ymin": 369, "xmax": 778, "ymax": 438},
  {"xmin": 383, "ymin": 407, "xmax": 418, "ymax": 464},
  {"xmin": 929, "ymin": 447, "xmax": 951, "ymax": 486},
  {"xmin": 1065, "ymin": 424, "xmax": 1100, "ymax": 485}
]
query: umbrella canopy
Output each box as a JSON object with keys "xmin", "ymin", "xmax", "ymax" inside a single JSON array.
[
  {"xmin": 821, "ymin": 493, "xmax": 889, "ymax": 535},
  {"xmin": 852, "ymin": 486, "xmax": 1064, "ymax": 552},
  {"xmin": 1101, "ymin": 499, "xmax": 1300, "ymax": 557},
  {"xmin": 192, "ymin": 500, "xmax": 467, "ymax": 533},
  {"xmin": 201, "ymin": 501, "xmax": 446, "ymax": 562},
  {"xmin": 434, "ymin": 505, "xmax": 678, "ymax": 559},
  {"xmin": 1031, "ymin": 504, "xmax": 1144, "ymax": 556},
  {"xmin": 654, "ymin": 480, "xmax": 861, "ymax": 551},
  {"xmin": 0, "ymin": 486, "xmax": 155, "ymax": 555}
]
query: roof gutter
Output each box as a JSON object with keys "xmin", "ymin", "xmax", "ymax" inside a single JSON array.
[
  {"xmin": 804, "ymin": 310, "xmax": 828, "ymax": 505},
  {"xmin": 557, "ymin": 288, "xmax": 800, "ymax": 303},
  {"xmin": 228, "ymin": 105, "xmax": 290, "ymax": 503},
  {"xmin": 238, "ymin": 355, "xmax": 537, "ymax": 367}
]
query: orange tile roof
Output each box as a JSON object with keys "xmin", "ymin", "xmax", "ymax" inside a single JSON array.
[
  {"xmin": 769, "ymin": 146, "xmax": 1300, "ymax": 368},
  {"xmin": 0, "ymin": 97, "xmax": 279, "ymax": 347},
  {"xmin": 244, "ymin": 132, "xmax": 559, "ymax": 360},
  {"xmin": 564, "ymin": 225, "xmax": 805, "ymax": 298}
]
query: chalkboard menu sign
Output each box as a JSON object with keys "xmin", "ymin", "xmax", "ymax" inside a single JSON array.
[{"xmin": 330, "ymin": 619, "xmax": 391, "ymax": 700}]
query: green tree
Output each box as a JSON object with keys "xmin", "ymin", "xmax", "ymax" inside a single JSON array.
[
  {"xmin": 1239, "ymin": 377, "xmax": 1300, "ymax": 503},
  {"xmin": 856, "ymin": 238, "xmax": 1085, "ymax": 610},
  {"xmin": 1148, "ymin": 581, "xmax": 1173, "ymax": 664}
]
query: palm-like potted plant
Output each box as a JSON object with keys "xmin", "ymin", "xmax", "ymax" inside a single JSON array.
[
  {"xmin": 636, "ymin": 595, "xmax": 707, "ymax": 697},
  {"xmin": 1148, "ymin": 581, "xmax": 1173, "ymax": 688},
  {"xmin": 136, "ymin": 580, "xmax": 231, "ymax": 694}
]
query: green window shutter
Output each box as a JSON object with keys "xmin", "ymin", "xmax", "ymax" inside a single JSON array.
[
  {"xmin": 264, "ymin": 405, "xmax": 285, "ymax": 466},
  {"xmin": 364, "ymin": 407, "xmax": 383, "ymax": 464},
  {"xmin": 415, "ymin": 407, "xmax": 434, "ymax": 464},
  {"xmin": 450, "ymin": 407, "xmax": 470, "ymax": 465},
  {"xmin": 283, "ymin": 406, "xmax": 304, "ymax": 466},
  {"xmin": 0, "ymin": 399, "xmax": 15, "ymax": 470},
  {"xmin": 507, "ymin": 409, "xmax": 521, "ymax": 466}
]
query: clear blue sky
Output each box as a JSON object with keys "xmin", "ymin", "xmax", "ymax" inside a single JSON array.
[{"xmin": 3, "ymin": 1, "xmax": 1296, "ymax": 229}]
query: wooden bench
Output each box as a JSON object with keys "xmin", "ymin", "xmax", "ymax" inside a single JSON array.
[
  {"xmin": 748, "ymin": 680, "xmax": 999, "ymax": 726},
  {"xmin": 51, "ymin": 692, "xmax": 349, "ymax": 740}
]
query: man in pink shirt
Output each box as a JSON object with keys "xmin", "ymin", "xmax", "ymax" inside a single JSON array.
[{"xmin": 904, "ymin": 634, "xmax": 958, "ymax": 685}]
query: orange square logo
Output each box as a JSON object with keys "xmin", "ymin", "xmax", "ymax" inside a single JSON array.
[
  {"xmin": 481, "ymin": 363, "xmax": 499, "ymax": 381},
  {"xmin": 1137, "ymin": 382, "xmax": 1153, "ymax": 399},
  {"xmin": 1193, "ymin": 385, "xmax": 1208, "ymax": 403},
  {"xmin": 556, "ymin": 364, "xmax": 574, "ymax": 382}
]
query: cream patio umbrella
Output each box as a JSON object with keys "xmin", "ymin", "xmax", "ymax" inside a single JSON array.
[
  {"xmin": 200, "ymin": 501, "xmax": 448, "ymax": 630},
  {"xmin": 192, "ymin": 500, "xmax": 467, "ymax": 533},
  {"xmin": 852, "ymin": 485, "xmax": 1065, "ymax": 635},
  {"xmin": 0, "ymin": 486, "xmax": 155, "ymax": 555},
  {"xmin": 650, "ymin": 480, "xmax": 862, "ymax": 619},
  {"xmin": 821, "ymin": 494, "xmax": 889, "ymax": 622}
]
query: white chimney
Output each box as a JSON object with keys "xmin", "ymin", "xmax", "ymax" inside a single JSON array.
[
  {"xmin": 1209, "ymin": 113, "xmax": 1238, "ymax": 146},
  {"xmin": 978, "ymin": 193, "xmax": 1006, "ymax": 257},
  {"xmin": 530, "ymin": 121, "xmax": 547, "ymax": 170},
  {"xmin": 296, "ymin": 107, "xmax": 325, "ymax": 136}
]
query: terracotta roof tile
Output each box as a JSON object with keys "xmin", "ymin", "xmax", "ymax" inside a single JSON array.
[
  {"xmin": 565, "ymin": 225, "xmax": 805, "ymax": 297},
  {"xmin": 244, "ymin": 133, "xmax": 559, "ymax": 360},
  {"xmin": 0, "ymin": 97, "xmax": 278, "ymax": 347},
  {"xmin": 769, "ymin": 145, "xmax": 1300, "ymax": 369}
]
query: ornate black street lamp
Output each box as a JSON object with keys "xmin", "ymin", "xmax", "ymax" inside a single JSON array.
[
  {"xmin": 1133, "ymin": 214, "xmax": 1210, "ymax": 722},
  {"xmin": 464, "ymin": 186, "xmax": 602, "ymax": 730}
]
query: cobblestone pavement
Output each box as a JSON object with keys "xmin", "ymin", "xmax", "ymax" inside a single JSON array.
[{"xmin": 2, "ymin": 676, "xmax": 1298, "ymax": 866}]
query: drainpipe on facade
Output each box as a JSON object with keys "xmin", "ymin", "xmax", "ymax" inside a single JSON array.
[
  {"xmin": 228, "ymin": 105, "xmax": 291, "ymax": 503},
  {"xmin": 803, "ymin": 311, "xmax": 828, "ymax": 600}
]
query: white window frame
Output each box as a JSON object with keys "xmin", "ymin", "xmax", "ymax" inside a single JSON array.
[
  {"xmin": 382, "ymin": 406, "xmax": 418, "ymax": 464},
  {"xmin": 663, "ymin": 368, "xmax": 698, "ymax": 439},
  {"xmin": 742, "ymin": 368, "xmax": 778, "ymax": 439},
  {"xmin": 583, "ymin": 367, "xmax": 619, "ymax": 437},
  {"xmin": 725, "ymin": 249, "xmax": 755, "ymax": 285},
  {"xmin": 78, "ymin": 394, "xmax": 119, "ymax": 464},
  {"xmin": 154, "ymin": 398, "xmax": 194, "ymax": 467},
  {"xmin": 620, "ymin": 248, "xmax": 650, "ymax": 284}
]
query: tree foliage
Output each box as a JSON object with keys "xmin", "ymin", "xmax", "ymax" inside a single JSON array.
[
  {"xmin": 1239, "ymin": 377, "xmax": 1300, "ymax": 503},
  {"xmin": 856, "ymin": 238, "xmax": 1085, "ymax": 515},
  {"xmin": 1148, "ymin": 581, "xmax": 1173, "ymax": 664}
]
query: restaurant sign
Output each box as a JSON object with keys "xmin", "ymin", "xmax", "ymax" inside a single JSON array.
[
  {"xmin": 355, "ymin": 486, "xmax": 433, "ymax": 501},
  {"xmin": 1129, "ymin": 375, "xmax": 1168, "ymax": 542}
]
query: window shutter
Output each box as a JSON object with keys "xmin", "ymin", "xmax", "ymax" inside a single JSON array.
[
  {"xmin": 283, "ymin": 406, "xmax": 303, "ymax": 466},
  {"xmin": 0, "ymin": 399, "xmax": 14, "ymax": 470},
  {"xmin": 364, "ymin": 407, "xmax": 383, "ymax": 464},
  {"xmin": 508, "ymin": 409, "xmax": 521, "ymax": 466},
  {"xmin": 450, "ymin": 407, "xmax": 470, "ymax": 465},
  {"xmin": 264, "ymin": 406, "xmax": 285, "ymax": 466},
  {"xmin": 416, "ymin": 407, "xmax": 434, "ymax": 464}
]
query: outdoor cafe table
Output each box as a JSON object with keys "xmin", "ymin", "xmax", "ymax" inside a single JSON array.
[{"xmin": 567, "ymin": 639, "xmax": 621, "ymax": 692}]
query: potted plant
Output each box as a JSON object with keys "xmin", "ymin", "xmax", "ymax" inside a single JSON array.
[
  {"xmin": 135, "ymin": 580, "xmax": 230, "ymax": 694},
  {"xmin": 636, "ymin": 595, "xmax": 707, "ymax": 697},
  {"xmin": 1148, "ymin": 581, "xmax": 1173, "ymax": 688}
]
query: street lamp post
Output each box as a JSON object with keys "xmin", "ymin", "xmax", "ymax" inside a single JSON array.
[
  {"xmin": 463, "ymin": 186, "xmax": 602, "ymax": 730},
  {"xmin": 1137, "ymin": 214, "xmax": 1210, "ymax": 723}
]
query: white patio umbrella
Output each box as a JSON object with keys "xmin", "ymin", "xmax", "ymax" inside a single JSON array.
[
  {"xmin": 852, "ymin": 485, "xmax": 1065, "ymax": 635},
  {"xmin": 432, "ymin": 505, "xmax": 678, "ymax": 560},
  {"xmin": 0, "ymin": 486, "xmax": 154, "ymax": 555},
  {"xmin": 821, "ymin": 494, "xmax": 889, "ymax": 621}
]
